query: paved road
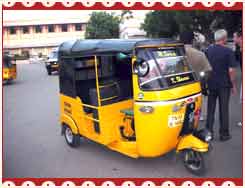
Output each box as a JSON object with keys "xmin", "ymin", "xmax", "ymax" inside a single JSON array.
[{"xmin": 3, "ymin": 63, "xmax": 242, "ymax": 178}]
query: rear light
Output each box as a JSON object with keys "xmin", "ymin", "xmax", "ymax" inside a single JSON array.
[{"xmin": 194, "ymin": 109, "xmax": 201, "ymax": 117}]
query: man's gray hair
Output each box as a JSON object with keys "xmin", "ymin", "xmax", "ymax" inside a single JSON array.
[{"xmin": 214, "ymin": 29, "xmax": 228, "ymax": 42}]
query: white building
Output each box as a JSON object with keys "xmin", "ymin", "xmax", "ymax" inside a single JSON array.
[
  {"xmin": 3, "ymin": 10, "xmax": 149, "ymax": 56},
  {"xmin": 3, "ymin": 10, "xmax": 90, "ymax": 56},
  {"xmin": 120, "ymin": 11, "xmax": 148, "ymax": 39}
]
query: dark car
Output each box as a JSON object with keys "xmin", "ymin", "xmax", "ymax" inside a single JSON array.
[{"xmin": 45, "ymin": 49, "xmax": 59, "ymax": 75}]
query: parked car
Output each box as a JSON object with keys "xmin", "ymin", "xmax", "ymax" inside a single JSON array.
[
  {"xmin": 29, "ymin": 54, "xmax": 45, "ymax": 64},
  {"xmin": 45, "ymin": 48, "xmax": 59, "ymax": 75}
]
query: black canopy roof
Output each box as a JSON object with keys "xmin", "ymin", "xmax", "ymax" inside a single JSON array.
[{"xmin": 58, "ymin": 38, "xmax": 182, "ymax": 57}]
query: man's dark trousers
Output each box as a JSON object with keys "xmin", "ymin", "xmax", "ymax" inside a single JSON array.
[{"xmin": 206, "ymin": 87, "xmax": 231, "ymax": 136}]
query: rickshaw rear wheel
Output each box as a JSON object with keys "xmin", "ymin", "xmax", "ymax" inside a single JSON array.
[
  {"xmin": 5, "ymin": 79, "xmax": 13, "ymax": 84},
  {"xmin": 64, "ymin": 125, "xmax": 80, "ymax": 147},
  {"xmin": 181, "ymin": 149, "xmax": 206, "ymax": 176},
  {"xmin": 46, "ymin": 66, "xmax": 52, "ymax": 75}
]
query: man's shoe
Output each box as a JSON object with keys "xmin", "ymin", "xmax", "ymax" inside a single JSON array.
[
  {"xmin": 199, "ymin": 116, "xmax": 205, "ymax": 121},
  {"xmin": 220, "ymin": 134, "xmax": 232, "ymax": 142}
]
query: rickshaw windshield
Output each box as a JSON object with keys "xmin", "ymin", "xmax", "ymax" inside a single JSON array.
[
  {"xmin": 136, "ymin": 47, "xmax": 195, "ymax": 91},
  {"xmin": 48, "ymin": 51, "xmax": 58, "ymax": 59},
  {"xmin": 3, "ymin": 56, "xmax": 12, "ymax": 68}
]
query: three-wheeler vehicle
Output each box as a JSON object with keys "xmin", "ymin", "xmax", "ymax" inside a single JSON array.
[
  {"xmin": 3, "ymin": 53, "xmax": 17, "ymax": 84},
  {"xmin": 45, "ymin": 48, "xmax": 59, "ymax": 75},
  {"xmin": 58, "ymin": 39, "xmax": 211, "ymax": 175}
]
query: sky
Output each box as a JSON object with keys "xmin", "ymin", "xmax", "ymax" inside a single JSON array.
[{"xmin": 3, "ymin": 10, "xmax": 150, "ymax": 22}]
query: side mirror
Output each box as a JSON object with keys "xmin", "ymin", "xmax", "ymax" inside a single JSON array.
[
  {"xmin": 117, "ymin": 52, "xmax": 128, "ymax": 60},
  {"xmin": 116, "ymin": 52, "xmax": 131, "ymax": 62},
  {"xmin": 133, "ymin": 58, "xmax": 149, "ymax": 77}
]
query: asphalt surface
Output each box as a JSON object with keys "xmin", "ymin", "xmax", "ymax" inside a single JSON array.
[{"xmin": 3, "ymin": 63, "xmax": 242, "ymax": 178}]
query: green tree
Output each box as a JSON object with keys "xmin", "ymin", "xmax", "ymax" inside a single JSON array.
[
  {"xmin": 85, "ymin": 12, "xmax": 120, "ymax": 39},
  {"xmin": 175, "ymin": 11, "xmax": 214, "ymax": 39},
  {"xmin": 141, "ymin": 11, "xmax": 179, "ymax": 38},
  {"xmin": 210, "ymin": 11, "xmax": 242, "ymax": 35},
  {"xmin": 142, "ymin": 10, "xmax": 242, "ymax": 40}
]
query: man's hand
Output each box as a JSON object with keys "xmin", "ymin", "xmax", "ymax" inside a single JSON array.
[
  {"xmin": 229, "ymin": 68, "xmax": 237, "ymax": 95},
  {"xmin": 231, "ymin": 85, "xmax": 238, "ymax": 95}
]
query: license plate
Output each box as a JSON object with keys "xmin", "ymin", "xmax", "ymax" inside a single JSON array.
[
  {"xmin": 168, "ymin": 114, "xmax": 184, "ymax": 128},
  {"xmin": 52, "ymin": 64, "xmax": 58, "ymax": 68}
]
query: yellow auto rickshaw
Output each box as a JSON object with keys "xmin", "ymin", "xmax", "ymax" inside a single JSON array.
[
  {"xmin": 58, "ymin": 39, "xmax": 211, "ymax": 175},
  {"xmin": 3, "ymin": 53, "xmax": 17, "ymax": 84}
]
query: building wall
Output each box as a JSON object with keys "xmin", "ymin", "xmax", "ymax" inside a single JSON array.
[
  {"xmin": 3, "ymin": 23, "xmax": 87, "ymax": 56},
  {"xmin": 119, "ymin": 11, "xmax": 147, "ymax": 39}
]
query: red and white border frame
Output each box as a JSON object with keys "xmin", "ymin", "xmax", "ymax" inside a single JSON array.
[{"xmin": 0, "ymin": 0, "xmax": 244, "ymax": 187}]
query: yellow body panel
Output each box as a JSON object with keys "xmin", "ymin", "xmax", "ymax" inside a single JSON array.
[
  {"xmin": 131, "ymin": 71, "xmax": 203, "ymax": 157},
  {"xmin": 134, "ymin": 92, "xmax": 202, "ymax": 157},
  {"xmin": 133, "ymin": 77, "xmax": 201, "ymax": 101},
  {"xmin": 60, "ymin": 95, "xmax": 90, "ymax": 136},
  {"xmin": 60, "ymin": 113, "xmax": 79, "ymax": 134},
  {"xmin": 60, "ymin": 87, "xmax": 204, "ymax": 158},
  {"xmin": 3, "ymin": 65, "xmax": 17, "ymax": 81},
  {"xmin": 97, "ymin": 99, "xmax": 133, "ymax": 145},
  {"xmin": 176, "ymin": 134, "xmax": 209, "ymax": 153},
  {"xmin": 60, "ymin": 94, "xmax": 138, "ymax": 157},
  {"xmin": 108, "ymin": 141, "xmax": 138, "ymax": 158}
]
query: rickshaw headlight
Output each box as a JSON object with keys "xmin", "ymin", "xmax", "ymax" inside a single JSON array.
[
  {"xmin": 199, "ymin": 71, "xmax": 205, "ymax": 77},
  {"xmin": 205, "ymin": 133, "xmax": 212, "ymax": 142}
]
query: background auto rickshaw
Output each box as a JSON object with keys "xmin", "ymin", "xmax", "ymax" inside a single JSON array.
[
  {"xmin": 45, "ymin": 48, "xmax": 59, "ymax": 75},
  {"xmin": 58, "ymin": 39, "xmax": 211, "ymax": 175},
  {"xmin": 3, "ymin": 53, "xmax": 17, "ymax": 84}
]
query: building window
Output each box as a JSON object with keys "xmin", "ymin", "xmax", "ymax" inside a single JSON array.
[
  {"xmin": 4, "ymin": 28, "xmax": 8, "ymax": 35},
  {"xmin": 61, "ymin": 24, "xmax": 68, "ymax": 32},
  {"xmin": 23, "ymin": 26, "xmax": 29, "ymax": 34},
  {"xmin": 82, "ymin": 24, "xmax": 87, "ymax": 31},
  {"xmin": 35, "ymin": 25, "xmax": 42, "ymax": 33},
  {"xmin": 48, "ymin": 25, "xmax": 54, "ymax": 33},
  {"xmin": 75, "ymin": 23, "xmax": 82, "ymax": 31},
  {"xmin": 9, "ymin": 27, "xmax": 16, "ymax": 35}
]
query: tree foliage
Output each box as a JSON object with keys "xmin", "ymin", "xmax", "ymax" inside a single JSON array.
[
  {"xmin": 85, "ymin": 12, "xmax": 120, "ymax": 39},
  {"xmin": 142, "ymin": 10, "xmax": 242, "ymax": 40},
  {"xmin": 141, "ymin": 11, "xmax": 179, "ymax": 38},
  {"xmin": 210, "ymin": 11, "xmax": 242, "ymax": 34}
]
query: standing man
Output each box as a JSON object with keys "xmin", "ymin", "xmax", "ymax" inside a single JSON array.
[
  {"xmin": 233, "ymin": 30, "xmax": 243, "ymax": 126},
  {"xmin": 233, "ymin": 31, "xmax": 243, "ymax": 69},
  {"xmin": 205, "ymin": 29, "xmax": 238, "ymax": 141},
  {"xmin": 179, "ymin": 31, "xmax": 212, "ymax": 120}
]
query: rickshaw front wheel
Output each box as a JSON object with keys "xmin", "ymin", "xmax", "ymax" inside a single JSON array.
[
  {"xmin": 64, "ymin": 125, "xmax": 80, "ymax": 147},
  {"xmin": 181, "ymin": 149, "xmax": 206, "ymax": 176}
]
